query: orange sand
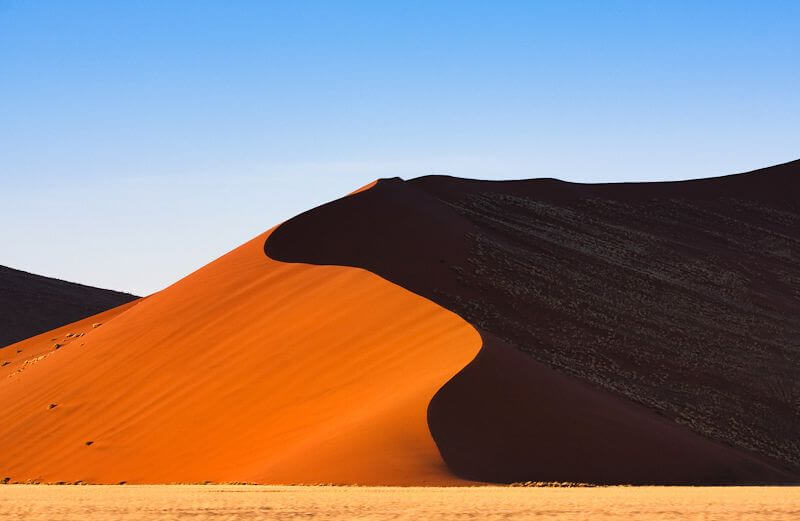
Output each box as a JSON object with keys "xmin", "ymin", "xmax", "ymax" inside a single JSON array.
[{"xmin": 0, "ymin": 229, "xmax": 480, "ymax": 485}]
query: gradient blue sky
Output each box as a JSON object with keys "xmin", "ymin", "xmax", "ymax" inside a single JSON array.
[{"xmin": 2, "ymin": 1, "xmax": 798, "ymax": 295}]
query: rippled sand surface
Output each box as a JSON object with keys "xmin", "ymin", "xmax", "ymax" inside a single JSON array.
[{"xmin": 1, "ymin": 485, "xmax": 799, "ymax": 520}]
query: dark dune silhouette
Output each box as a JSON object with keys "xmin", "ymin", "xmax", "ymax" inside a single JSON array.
[
  {"xmin": 0, "ymin": 265, "xmax": 138, "ymax": 348},
  {"xmin": 265, "ymin": 159, "xmax": 800, "ymax": 484}
]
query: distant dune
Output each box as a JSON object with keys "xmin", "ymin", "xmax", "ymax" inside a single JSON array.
[
  {"xmin": 1, "ymin": 160, "xmax": 798, "ymax": 485},
  {"xmin": 0, "ymin": 266, "xmax": 138, "ymax": 348}
]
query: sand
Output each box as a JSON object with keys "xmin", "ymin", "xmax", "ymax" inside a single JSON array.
[
  {"xmin": 2, "ymin": 485, "xmax": 800, "ymax": 520},
  {"xmin": 265, "ymin": 169, "xmax": 800, "ymax": 484},
  {"xmin": 4, "ymin": 161, "xmax": 798, "ymax": 486},
  {"xmin": 0, "ymin": 226, "xmax": 479, "ymax": 484}
]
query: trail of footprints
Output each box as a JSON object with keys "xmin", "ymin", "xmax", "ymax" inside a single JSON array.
[
  {"xmin": 0, "ymin": 323, "xmax": 106, "ymax": 477},
  {"xmin": 2, "ymin": 323, "xmax": 102, "ymax": 380}
]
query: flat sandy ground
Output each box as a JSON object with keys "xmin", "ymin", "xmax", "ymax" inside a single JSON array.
[{"xmin": 1, "ymin": 485, "xmax": 800, "ymax": 520}]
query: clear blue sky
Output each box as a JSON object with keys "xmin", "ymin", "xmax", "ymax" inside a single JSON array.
[{"xmin": 2, "ymin": 1, "xmax": 798, "ymax": 295}]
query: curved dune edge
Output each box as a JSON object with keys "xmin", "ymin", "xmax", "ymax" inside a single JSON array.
[
  {"xmin": 0, "ymin": 222, "xmax": 481, "ymax": 484},
  {"xmin": 265, "ymin": 176, "xmax": 799, "ymax": 484}
]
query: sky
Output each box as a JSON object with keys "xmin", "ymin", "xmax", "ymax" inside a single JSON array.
[{"xmin": 1, "ymin": 1, "xmax": 798, "ymax": 295}]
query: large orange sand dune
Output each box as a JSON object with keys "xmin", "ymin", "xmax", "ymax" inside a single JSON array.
[
  {"xmin": 0, "ymin": 226, "xmax": 479, "ymax": 485},
  {"xmin": 4, "ymin": 161, "xmax": 799, "ymax": 486}
]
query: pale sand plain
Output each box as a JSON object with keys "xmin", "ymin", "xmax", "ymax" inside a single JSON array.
[{"xmin": 1, "ymin": 485, "xmax": 799, "ymax": 521}]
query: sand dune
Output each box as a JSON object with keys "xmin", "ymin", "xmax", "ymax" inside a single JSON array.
[
  {"xmin": 266, "ymin": 159, "xmax": 800, "ymax": 484},
  {"xmin": 0, "ymin": 226, "xmax": 479, "ymax": 485},
  {"xmin": 3, "ymin": 160, "xmax": 799, "ymax": 485}
]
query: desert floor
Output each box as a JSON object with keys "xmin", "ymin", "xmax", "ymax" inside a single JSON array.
[{"xmin": 1, "ymin": 485, "xmax": 799, "ymax": 520}]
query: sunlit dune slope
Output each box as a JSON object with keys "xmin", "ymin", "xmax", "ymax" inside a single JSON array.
[{"xmin": 0, "ymin": 227, "xmax": 480, "ymax": 485}]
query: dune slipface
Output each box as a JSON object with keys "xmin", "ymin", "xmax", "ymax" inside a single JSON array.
[
  {"xmin": 266, "ymin": 160, "xmax": 800, "ymax": 484},
  {"xmin": 0, "ymin": 221, "xmax": 480, "ymax": 484}
]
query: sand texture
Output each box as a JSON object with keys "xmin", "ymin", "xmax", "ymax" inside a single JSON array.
[{"xmin": 2, "ymin": 485, "xmax": 800, "ymax": 520}]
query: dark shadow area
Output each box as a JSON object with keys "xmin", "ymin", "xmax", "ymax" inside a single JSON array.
[{"xmin": 265, "ymin": 159, "xmax": 800, "ymax": 484}]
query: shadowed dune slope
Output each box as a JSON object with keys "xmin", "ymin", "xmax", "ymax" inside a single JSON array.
[
  {"xmin": 0, "ymin": 265, "xmax": 138, "ymax": 348},
  {"xmin": 265, "ymin": 159, "xmax": 800, "ymax": 484},
  {"xmin": 0, "ymin": 227, "xmax": 480, "ymax": 485}
]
